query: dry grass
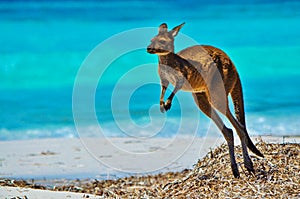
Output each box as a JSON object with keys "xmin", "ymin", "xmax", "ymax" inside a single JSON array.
[{"xmin": 1, "ymin": 140, "xmax": 299, "ymax": 198}]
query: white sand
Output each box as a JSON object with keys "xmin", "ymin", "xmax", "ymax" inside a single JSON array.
[
  {"xmin": 0, "ymin": 186, "xmax": 102, "ymax": 199},
  {"xmin": 0, "ymin": 136, "xmax": 226, "ymax": 179},
  {"xmin": 0, "ymin": 135, "xmax": 298, "ymax": 198},
  {"xmin": 0, "ymin": 136, "xmax": 298, "ymax": 179}
]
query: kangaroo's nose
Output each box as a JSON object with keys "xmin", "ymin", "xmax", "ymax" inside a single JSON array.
[{"xmin": 147, "ymin": 46, "xmax": 154, "ymax": 53}]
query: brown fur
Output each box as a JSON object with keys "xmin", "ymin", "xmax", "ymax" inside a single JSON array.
[{"xmin": 147, "ymin": 23, "xmax": 263, "ymax": 178}]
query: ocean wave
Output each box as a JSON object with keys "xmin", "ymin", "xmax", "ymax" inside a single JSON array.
[
  {"xmin": 0, "ymin": 126, "xmax": 77, "ymax": 141},
  {"xmin": 1, "ymin": 111, "xmax": 299, "ymax": 141}
]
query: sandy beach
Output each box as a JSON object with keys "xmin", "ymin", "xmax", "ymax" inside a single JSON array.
[
  {"xmin": 0, "ymin": 186, "xmax": 102, "ymax": 199},
  {"xmin": 0, "ymin": 136, "xmax": 229, "ymax": 179},
  {"xmin": 0, "ymin": 136, "xmax": 299, "ymax": 198}
]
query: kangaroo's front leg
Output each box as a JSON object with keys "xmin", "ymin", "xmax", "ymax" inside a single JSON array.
[
  {"xmin": 160, "ymin": 79, "xmax": 169, "ymax": 113},
  {"xmin": 163, "ymin": 79, "xmax": 184, "ymax": 112}
]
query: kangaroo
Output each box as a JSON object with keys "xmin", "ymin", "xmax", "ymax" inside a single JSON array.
[{"xmin": 147, "ymin": 23, "xmax": 263, "ymax": 178}]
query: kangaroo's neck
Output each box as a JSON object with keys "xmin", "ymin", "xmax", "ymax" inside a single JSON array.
[{"xmin": 158, "ymin": 52, "xmax": 176, "ymax": 66}]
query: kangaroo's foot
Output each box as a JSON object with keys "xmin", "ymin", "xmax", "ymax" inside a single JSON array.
[
  {"xmin": 244, "ymin": 155, "xmax": 255, "ymax": 174},
  {"xmin": 231, "ymin": 163, "xmax": 240, "ymax": 178}
]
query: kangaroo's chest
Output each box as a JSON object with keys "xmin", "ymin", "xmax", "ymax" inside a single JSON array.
[
  {"xmin": 159, "ymin": 63, "xmax": 206, "ymax": 92},
  {"xmin": 159, "ymin": 63, "xmax": 182, "ymax": 86}
]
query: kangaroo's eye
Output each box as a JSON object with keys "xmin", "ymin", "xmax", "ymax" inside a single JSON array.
[{"xmin": 160, "ymin": 40, "xmax": 166, "ymax": 44}]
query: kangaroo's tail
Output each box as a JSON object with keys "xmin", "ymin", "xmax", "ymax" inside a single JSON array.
[
  {"xmin": 231, "ymin": 75, "xmax": 264, "ymax": 157},
  {"xmin": 246, "ymin": 134, "xmax": 264, "ymax": 157}
]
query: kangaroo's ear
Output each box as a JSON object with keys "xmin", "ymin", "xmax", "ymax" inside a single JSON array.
[
  {"xmin": 170, "ymin": 22, "xmax": 185, "ymax": 37},
  {"xmin": 159, "ymin": 23, "xmax": 168, "ymax": 33}
]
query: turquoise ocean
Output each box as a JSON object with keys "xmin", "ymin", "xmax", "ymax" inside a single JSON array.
[{"xmin": 1, "ymin": 0, "xmax": 300, "ymax": 140}]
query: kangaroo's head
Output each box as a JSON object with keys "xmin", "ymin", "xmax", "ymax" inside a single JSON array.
[{"xmin": 147, "ymin": 22, "xmax": 185, "ymax": 55}]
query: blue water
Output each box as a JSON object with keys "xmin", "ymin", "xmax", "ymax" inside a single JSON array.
[{"xmin": 1, "ymin": 0, "xmax": 300, "ymax": 140}]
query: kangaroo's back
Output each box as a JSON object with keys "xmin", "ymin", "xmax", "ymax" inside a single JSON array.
[{"xmin": 178, "ymin": 45, "xmax": 238, "ymax": 93}]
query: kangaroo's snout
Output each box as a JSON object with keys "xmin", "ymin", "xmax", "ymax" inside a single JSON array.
[
  {"xmin": 147, "ymin": 45, "xmax": 155, "ymax": 54},
  {"xmin": 147, "ymin": 43, "xmax": 170, "ymax": 55}
]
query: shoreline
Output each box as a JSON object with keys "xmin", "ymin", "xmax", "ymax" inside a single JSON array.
[{"xmin": 0, "ymin": 136, "xmax": 299, "ymax": 181}]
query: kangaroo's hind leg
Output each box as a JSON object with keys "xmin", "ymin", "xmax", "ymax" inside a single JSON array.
[
  {"xmin": 192, "ymin": 92, "xmax": 240, "ymax": 178},
  {"xmin": 230, "ymin": 77, "xmax": 246, "ymax": 128},
  {"xmin": 229, "ymin": 77, "xmax": 264, "ymax": 174},
  {"xmin": 206, "ymin": 75, "xmax": 255, "ymax": 174},
  {"xmin": 225, "ymin": 107, "xmax": 255, "ymax": 174}
]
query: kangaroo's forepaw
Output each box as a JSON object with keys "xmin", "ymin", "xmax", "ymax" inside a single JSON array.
[
  {"xmin": 164, "ymin": 100, "xmax": 172, "ymax": 111},
  {"xmin": 160, "ymin": 104, "xmax": 166, "ymax": 113}
]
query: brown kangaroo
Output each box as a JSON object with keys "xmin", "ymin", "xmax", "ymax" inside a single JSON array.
[{"xmin": 147, "ymin": 23, "xmax": 263, "ymax": 178}]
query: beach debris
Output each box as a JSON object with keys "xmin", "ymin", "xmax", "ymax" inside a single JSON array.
[
  {"xmin": 1, "ymin": 141, "xmax": 299, "ymax": 198},
  {"xmin": 40, "ymin": 150, "xmax": 58, "ymax": 156},
  {"xmin": 27, "ymin": 150, "xmax": 58, "ymax": 157}
]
